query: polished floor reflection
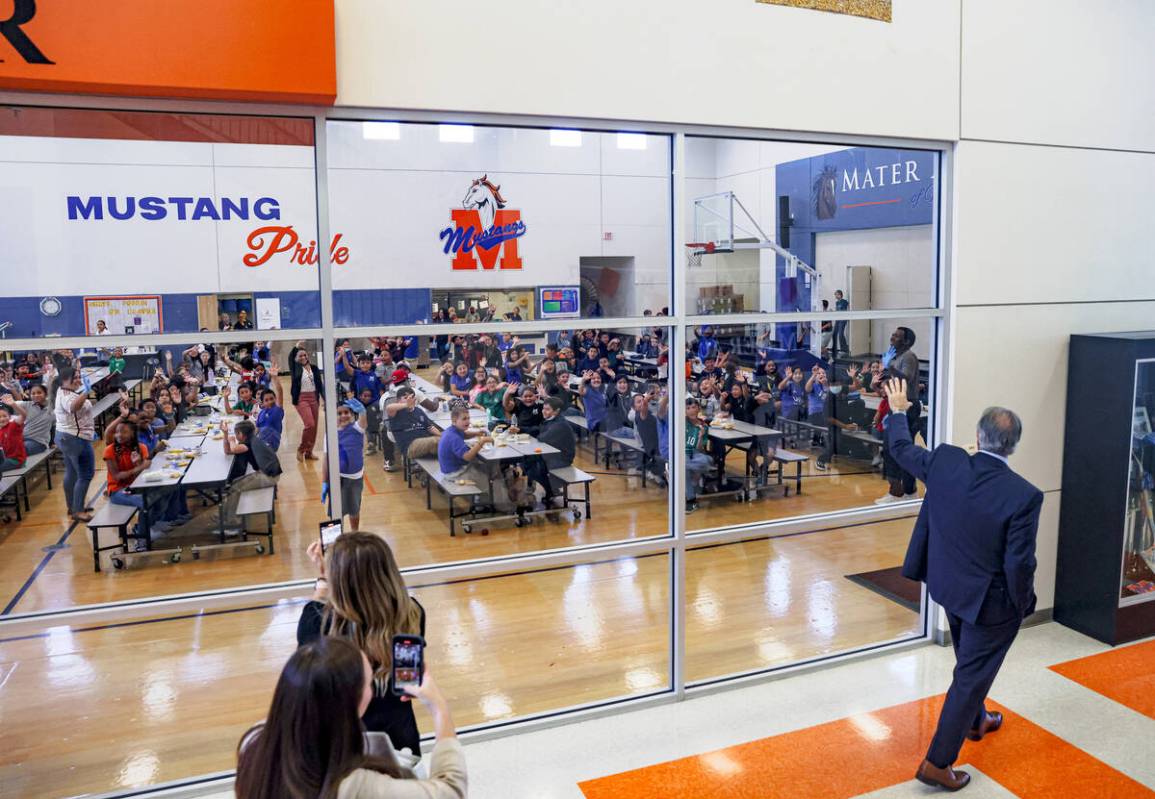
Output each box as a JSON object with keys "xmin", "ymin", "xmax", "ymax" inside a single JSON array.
[
  {"xmin": 461, "ymin": 624, "xmax": 1155, "ymax": 798},
  {"xmin": 0, "ymin": 556, "xmax": 669, "ymax": 798},
  {"xmin": 0, "ymin": 367, "xmax": 916, "ymax": 614},
  {"xmin": 0, "ymin": 521, "xmax": 925, "ymax": 798},
  {"xmin": 686, "ymin": 519, "xmax": 923, "ymax": 681}
]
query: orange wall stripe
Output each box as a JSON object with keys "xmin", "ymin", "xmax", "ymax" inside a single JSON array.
[
  {"xmin": 579, "ymin": 696, "xmax": 1153, "ymax": 799},
  {"xmin": 0, "ymin": 0, "xmax": 335, "ymax": 104},
  {"xmin": 1050, "ymin": 639, "xmax": 1155, "ymax": 721}
]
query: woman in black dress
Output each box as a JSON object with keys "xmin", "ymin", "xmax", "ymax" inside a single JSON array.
[{"xmin": 297, "ymin": 532, "xmax": 427, "ymax": 755}]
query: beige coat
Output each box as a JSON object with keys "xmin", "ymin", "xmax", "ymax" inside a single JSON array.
[{"xmin": 338, "ymin": 739, "xmax": 467, "ymax": 799}]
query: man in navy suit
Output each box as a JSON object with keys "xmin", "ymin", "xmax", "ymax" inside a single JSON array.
[{"xmin": 884, "ymin": 378, "xmax": 1043, "ymax": 791}]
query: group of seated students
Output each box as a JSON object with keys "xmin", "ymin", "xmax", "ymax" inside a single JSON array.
[
  {"xmin": 97, "ymin": 342, "xmax": 287, "ymax": 542},
  {"xmin": 236, "ymin": 532, "xmax": 466, "ymax": 798},
  {"xmin": 684, "ymin": 323, "xmax": 926, "ymax": 508},
  {"xmin": 323, "ymin": 328, "xmax": 675, "ymax": 528}
]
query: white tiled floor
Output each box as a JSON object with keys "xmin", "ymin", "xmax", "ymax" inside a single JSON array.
[{"xmin": 202, "ymin": 623, "xmax": 1153, "ymax": 798}]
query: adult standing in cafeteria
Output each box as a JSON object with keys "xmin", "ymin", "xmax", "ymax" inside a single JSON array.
[
  {"xmin": 53, "ymin": 367, "xmax": 97, "ymax": 522},
  {"xmin": 876, "ymin": 326, "xmax": 921, "ymax": 504},
  {"xmin": 883, "ymin": 378, "xmax": 1042, "ymax": 791},
  {"xmin": 833, "ymin": 289, "xmax": 850, "ymax": 358},
  {"xmin": 289, "ymin": 342, "xmax": 325, "ymax": 461}
]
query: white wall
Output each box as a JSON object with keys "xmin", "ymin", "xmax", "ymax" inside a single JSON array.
[
  {"xmin": 334, "ymin": 0, "xmax": 961, "ymax": 141},
  {"xmin": 0, "ymin": 126, "xmax": 672, "ymax": 307},
  {"xmin": 683, "ymin": 139, "xmax": 846, "ymax": 313},
  {"xmin": 961, "ymin": 0, "xmax": 1155, "ymax": 152},
  {"xmin": 950, "ymin": 1, "xmax": 1155, "ymax": 615},
  {"xmin": 814, "ymin": 226, "xmax": 934, "ymax": 353}
]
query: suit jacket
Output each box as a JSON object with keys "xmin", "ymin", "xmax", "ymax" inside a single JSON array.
[{"xmin": 887, "ymin": 413, "xmax": 1043, "ymax": 626}]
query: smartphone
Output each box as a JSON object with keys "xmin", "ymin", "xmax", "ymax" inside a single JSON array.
[
  {"xmin": 390, "ymin": 634, "xmax": 425, "ymax": 696},
  {"xmin": 319, "ymin": 518, "xmax": 343, "ymax": 549}
]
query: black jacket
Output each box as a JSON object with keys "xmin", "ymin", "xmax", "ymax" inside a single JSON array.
[
  {"xmin": 296, "ymin": 599, "xmax": 426, "ymax": 755},
  {"xmin": 288, "ymin": 346, "xmax": 324, "ymax": 405}
]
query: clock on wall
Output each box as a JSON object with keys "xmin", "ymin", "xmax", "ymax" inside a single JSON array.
[{"xmin": 40, "ymin": 297, "xmax": 62, "ymax": 317}]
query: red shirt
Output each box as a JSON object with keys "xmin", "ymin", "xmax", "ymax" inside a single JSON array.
[
  {"xmin": 874, "ymin": 396, "xmax": 890, "ymax": 433},
  {"xmin": 104, "ymin": 443, "xmax": 148, "ymax": 494},
  {"xmin": 0, "ymin": 421, "xmax": 25, "ymax": 467}
]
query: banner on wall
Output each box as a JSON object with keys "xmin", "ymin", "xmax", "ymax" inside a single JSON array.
[
  {"xmin": 0, "ymin": 0, "xmax": 336, "ymax": 103},
  {"xmin": 1, "ymin": 138, "xmax": 590, "ymax": 297},
  {"xmin": 84, "ymin": 295, "xmax": 163, "ymax": 335}
]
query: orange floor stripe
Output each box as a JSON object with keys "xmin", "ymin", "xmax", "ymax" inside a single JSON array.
[
  {"xmin": 578, "ymin": 695, "xmax": 1153, "ymax": 798},
  {"xmin": 1050, "ymin": 639, "xmax": 1155, "ymax": 720}
]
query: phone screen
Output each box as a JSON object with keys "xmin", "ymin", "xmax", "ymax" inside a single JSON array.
[
  {"xmin": 319, "ymin": 519, "xmax": 343, "ymax": 548},
  {"xmin": 391, "ymin": 635, "xmax": 424, "ymax": 696}
]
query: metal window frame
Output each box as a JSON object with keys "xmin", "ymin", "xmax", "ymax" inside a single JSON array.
[{"xmin": 0, "ymin": 94, "xmax": 955, "ymax": 795}]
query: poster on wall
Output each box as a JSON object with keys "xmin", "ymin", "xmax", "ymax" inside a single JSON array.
[
  {"xmin": 84, "ymin": 295, "xmax": 162, "ymax": 335},
  {"xmin": 756, "ymin": 0, "xmax": 891, "ymax": 22},
  {"xmin": 255, "ymin": 297, "xmax": 282, "ymax": 330}
]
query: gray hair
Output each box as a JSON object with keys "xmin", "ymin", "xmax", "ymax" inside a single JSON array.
[{"xmin": 977, "ymin": 406, "xmax": 1022, "ymax": 457}]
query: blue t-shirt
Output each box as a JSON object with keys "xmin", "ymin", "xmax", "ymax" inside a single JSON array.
[
  {"xmin": 351, "ymin": 370, "xmax": 384, "ymax": 404},
  {"xmin": 781, "ymin": 381, "xmax": 804, "ymax": 413},
  {"xmin": 807, "ymin": 382, "xmax": 827, "ymax": 416},
  {"xmin": 138, "ymin": 426, "xmax": 159, "ymax": 455},
  {"xmin": 697, "ymin": 337, "xmax": 718, "ymax": 361},
  {"xmin": 337, "ymin": 424, "xmax": 365, "ymax": 477},
  {"xmin": 656, "ymin": 415, "xmax": 670, "ymax": 460},
  {"xmin": 450, "ymin": 373, "xmax": 474, "ymax": 394},
  {"xmin": 257, "ymin": 405, "xmax": 285, "ymax": 451},
  {"xmin": 582, "ymin": 385, "xmax": 608, "ymax": 431},
  {"xmin": 577, "ymin": 356, "xmax": 601, "ymax": 374},
  {"xmin": 437, "ymin": 425, "xmax": 472, "ymax": 474}
]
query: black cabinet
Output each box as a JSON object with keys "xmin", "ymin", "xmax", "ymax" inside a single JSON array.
[{"xmin": 1056, "ymin": 332, "xmax": 1155, "ymax": 645}]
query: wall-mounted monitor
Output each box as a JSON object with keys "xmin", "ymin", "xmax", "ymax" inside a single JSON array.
[{"xmin": 537, "ymin": 286, "xmax": 580, "ymax": 319}]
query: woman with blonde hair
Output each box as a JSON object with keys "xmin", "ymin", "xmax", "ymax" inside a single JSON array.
[
  {"xmin": 298, "ymin": 533, "xmax": 427, "ymax": 757},
  {"xmin": 236, "ymin": 637, "xmax": 465, "ymax": 799}
]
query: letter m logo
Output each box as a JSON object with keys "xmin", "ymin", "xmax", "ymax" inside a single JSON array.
[{"xmin": 448, "ymin": 209, "xmax": 523, "ymax": 271}]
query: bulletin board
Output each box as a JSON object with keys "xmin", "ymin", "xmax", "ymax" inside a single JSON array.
[{"xmin": 84, "ymin": 295, "xmax": 164, "ymax": 335}]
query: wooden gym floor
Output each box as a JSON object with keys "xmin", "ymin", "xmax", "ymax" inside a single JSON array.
[
  {"xmin": 0, "ymin": 518, "xmax": 923, "ymax": 798},
  {"xmin": 0, "ymin": 372, "xmax": 917, "ymax": 615}
]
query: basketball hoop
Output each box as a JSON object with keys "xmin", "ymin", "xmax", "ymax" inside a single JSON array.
[{"xmin": 685, "ymin": 241, "xmax": 716, "ymax": 269}]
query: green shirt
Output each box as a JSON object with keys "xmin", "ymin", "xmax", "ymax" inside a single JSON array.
[
  {"xmin": 476, "ymin": 389, "xmax": 505, "ymax": 422},
  {"xmin": 108, "ymin": 356, "xmax": 126, "ymax": 375},
  {"xmin": 685, "ymin": 422, "xmax": 703, "ymax": 455}
]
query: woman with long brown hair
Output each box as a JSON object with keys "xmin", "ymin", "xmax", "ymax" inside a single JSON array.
[
  {"xmin": 298, "ymin": 533, "xmax": 427, "ymax": 756},
  {"xmin": 236, "ymin": 637, "xmax": 465, "ymax": 799}
]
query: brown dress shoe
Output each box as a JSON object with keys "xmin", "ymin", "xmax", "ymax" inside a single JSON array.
[
  {"xmin": 916, "ymin": 760, "xmax": 971, "ymax": 791},
  {"xmin": 967, "ymin": 711, "xmax": 1003, "ymax": 741}
]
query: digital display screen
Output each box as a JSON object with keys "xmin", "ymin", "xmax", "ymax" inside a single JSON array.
[
  {"xmin": 538, "ymin": 287, "xmax": 580, "ymax": 318},
  {"xmin": 393, "ymin": 638, "xmax": 423, "ymax": 693}
]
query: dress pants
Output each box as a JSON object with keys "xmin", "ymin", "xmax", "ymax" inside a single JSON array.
[
  {"xmin": 295, "ymin": 391, "xmax": 319, "ymax": 455},
  {"xmin": 926, "ymin": 609, "xmax": 1020, "ymax": 768}
]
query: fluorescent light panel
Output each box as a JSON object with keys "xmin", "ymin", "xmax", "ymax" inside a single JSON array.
[
  {"xmin": 361, "ymin": 121, "xmax": 400, "ymax": 140},
  {"xmin": 550, "ymin": 129, "xmax": 583, "ymax": 147},
  {"xmin": 439, "ymin": 124, "xmax": 475, "ymax": 143},
  {"xmin": 616, "ymin": 132, "xmax": 647, "ymax": 150}
]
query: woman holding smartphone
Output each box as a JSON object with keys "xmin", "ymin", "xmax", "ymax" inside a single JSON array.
[
  {"xmin": 53, "ymin": 367, "xmax": 97, "ymax": 522},
  {"xmin": 236, "ymin": 637, "xmax": 465, "ymax": 799},
  {"xmin": 298, "ymin": 533, "xmax": 427, "ymax": 757}
]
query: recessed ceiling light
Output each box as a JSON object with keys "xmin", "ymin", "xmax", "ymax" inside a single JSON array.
[
  {"xmin": 361, "ymin": 121, "xmax": 400, "ymax": 140},
  {"xmin": 616, "ymin": 132, "xmax": 647, "ymax": 150},
  {"xmin": 550, "ymin": 129, "xmax": 583, "ymax": 147},
  {"xmin": 439, "ymin": 124, "xmax": 475, "ymax": 143}
]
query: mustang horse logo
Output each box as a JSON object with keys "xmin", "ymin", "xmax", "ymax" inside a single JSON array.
[{"xmin": 439, "ymin": 174, "xmax": 526, "ymax": 271}]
